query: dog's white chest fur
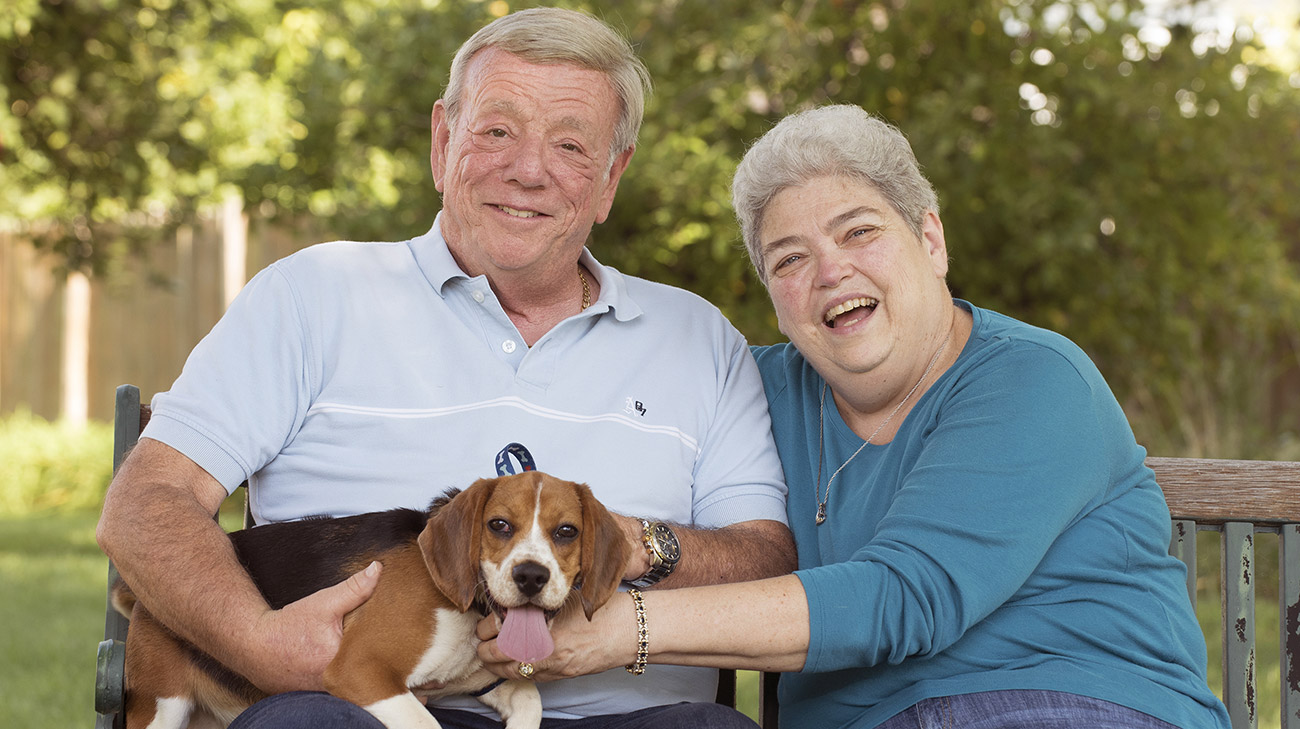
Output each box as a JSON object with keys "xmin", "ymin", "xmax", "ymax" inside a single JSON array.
[
  {"xmin": 408, "ymin": 608, "xmax": 480, "ymax": 685},
  {"xmin": 358, "ymin": 608, "xmax": 541, "ymax": 729}
]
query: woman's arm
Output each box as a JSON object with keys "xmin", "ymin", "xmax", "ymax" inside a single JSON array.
[{"xmin": 477, "ymin": 574, "xmax": 811, "ymax": 680}]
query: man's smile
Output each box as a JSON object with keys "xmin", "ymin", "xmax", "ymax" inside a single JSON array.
[{"xmin": 493, "ymin": 204, "xmax": 543, "ymax": 219}]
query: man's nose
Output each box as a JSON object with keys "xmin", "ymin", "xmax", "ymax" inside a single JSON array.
[{"xmin": 503, "ymin": 135, "xmax": 546, "ymax": 187}]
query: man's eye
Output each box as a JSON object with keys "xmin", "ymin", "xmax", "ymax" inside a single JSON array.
[{"xmin": 487, "ymin": 128, "xmax": 508, "ymax": 138}]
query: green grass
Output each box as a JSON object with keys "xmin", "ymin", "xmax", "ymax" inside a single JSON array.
[
  {"xmin": 0, "ymin": 510, "xmax": 107, "ymax": 729},
  {"xmin": 3, "ymin": 511, "xmax": 1279, "ymax": 728}
]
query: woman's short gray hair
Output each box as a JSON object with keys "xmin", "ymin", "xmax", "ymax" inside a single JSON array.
[
  {"xmin": 732, "ymin": 105, "xmax": 940, "ymax": 285},
  {"xmin": 443, "ymin": 7, "xmax": 652, "ymax": 161}
]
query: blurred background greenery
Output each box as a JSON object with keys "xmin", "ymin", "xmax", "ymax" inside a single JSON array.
[
  {"xmin": 4, "ymin": 0, "xmax": 1299, "ymax": 458},
  {"xmin": 1, "ymin": 0, "xmax": 1297, "ymax": 727}
]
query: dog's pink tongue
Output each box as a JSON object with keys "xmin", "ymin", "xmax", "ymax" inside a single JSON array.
[{"xmin": 498, "ymin": 605, "xmax": 554, "ymax": 663}]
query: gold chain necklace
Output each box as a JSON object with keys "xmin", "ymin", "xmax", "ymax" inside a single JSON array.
[
  {"xmin": 578, "ymin": 267, "xmax": 591, "ymax": 311},
  {"xmin": 814, "ymin": 329, "xmax": 952, "ymax": 525}
]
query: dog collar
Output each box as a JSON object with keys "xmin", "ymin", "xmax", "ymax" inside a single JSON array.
[{"xmin": 495, "ymin": 443, "xmax": 537, "ymax": 475}]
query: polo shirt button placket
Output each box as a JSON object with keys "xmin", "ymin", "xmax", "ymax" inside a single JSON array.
[{"xmin": 502, "ymin": 340, "xmax": 517, "ymax": 354}]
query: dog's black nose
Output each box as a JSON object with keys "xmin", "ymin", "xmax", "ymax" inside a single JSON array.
[{"xmin": 512, "ymin": 562, "xmax": 550, "ymax": 597}]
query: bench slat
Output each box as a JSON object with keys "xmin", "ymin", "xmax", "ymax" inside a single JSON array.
[
  {"xmin": 1223, "ymin": 522, "xmax": 1259, "ymax": 729},
  {"xmin": 1150, "ymin": 457, "xmax": 1300, "ymax": 525},
  {"xmin": 1170, "ymin": 519, "xmax": 1198, "ymax": 611},
  {"xmin": 1282, "ymin": 525, "xmax": 1299, "ymax": 729}
]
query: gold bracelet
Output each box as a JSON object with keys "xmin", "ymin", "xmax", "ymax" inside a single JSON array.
[{"xmin": 625, "ymin": 587, "xmax": 648, "ymax": 675}]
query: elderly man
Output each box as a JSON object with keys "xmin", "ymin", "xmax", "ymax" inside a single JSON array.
[{"xmin": 97, "ymin": 7, "xmax": 793, "ymax": 729}]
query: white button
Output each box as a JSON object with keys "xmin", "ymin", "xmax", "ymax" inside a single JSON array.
[
  {"xmin": 472, "ymin": 290, "xmax": 485, "ymax": 303},
  {"xmin": 502, "ymin": 340, "xmax": 517, "ymax": 354}
]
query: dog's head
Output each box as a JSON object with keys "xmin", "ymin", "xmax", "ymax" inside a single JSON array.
[{"xmin": 417, "ymin": 472, "xmax": 631, "ymax": 622}]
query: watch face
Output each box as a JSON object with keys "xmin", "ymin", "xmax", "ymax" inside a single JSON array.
[{"xmin": 652, "ymin": 523, "xmax": 681, "ymax": 563}]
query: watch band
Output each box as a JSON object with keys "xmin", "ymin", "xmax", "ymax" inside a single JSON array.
[{"xmin": 627, "ymin": 518, "xmax": 679, "ymax": 589}]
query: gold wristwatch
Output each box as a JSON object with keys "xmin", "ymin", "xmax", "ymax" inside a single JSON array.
[{"xmin": 627, "ymin": 519, "xmax": 680, "ymax": 588}]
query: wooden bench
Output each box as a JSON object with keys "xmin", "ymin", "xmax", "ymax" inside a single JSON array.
[
  {"xmin": 1157, "ymin": 457, "xmax": 1300, "ymax": 729},
  {"xmin": 95, "ymin": 385, "xmax": 1300, "ymax": 729}
]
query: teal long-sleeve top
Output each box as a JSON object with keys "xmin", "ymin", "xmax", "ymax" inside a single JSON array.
[{"xmin": 752, "ymin": 301, "xmax": 1229, "ymax": 729}]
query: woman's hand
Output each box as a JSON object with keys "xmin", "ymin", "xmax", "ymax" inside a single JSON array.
[{"xmin": 477, "ymin": 592, "xmax": 638, "ymax": 682}]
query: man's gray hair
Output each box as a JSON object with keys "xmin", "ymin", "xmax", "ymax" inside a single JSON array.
[
  {"xmin": 443, "ymin": 7, "xmax": 652, "ymax": 160},
  {"xmin": 732, "ymin": 104, "xmax": 940, "ymax": 285}
]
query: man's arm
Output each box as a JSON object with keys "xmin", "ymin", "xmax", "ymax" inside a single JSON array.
[
  {"xmin": 96, "ymin": 438, "xmax": 380, "ymax": 693},
  {"xmin": 615, "ymin": 515, "xmax": 796, "ymax": 587}
]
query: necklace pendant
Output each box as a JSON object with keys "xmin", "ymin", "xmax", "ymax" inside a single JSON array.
[{"xmin": 815, "ymin": 503, "xmax": 827, "ymax": 525}]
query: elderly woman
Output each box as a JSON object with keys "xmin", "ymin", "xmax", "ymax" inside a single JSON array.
[{"xmin": 480, "ymin": 105, "xmax": 1230, "ymax": 729}]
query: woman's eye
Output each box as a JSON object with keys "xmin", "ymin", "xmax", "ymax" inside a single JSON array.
[{"xmin": 774, "ymin": 254, "xmax": 802, "ymax": 271}]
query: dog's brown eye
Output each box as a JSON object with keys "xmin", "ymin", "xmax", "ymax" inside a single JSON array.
[
  {"xmin": 553, "ymin": 524, "xmax": 578, "ymax": 542},
  {"xmin": 488, "ymin": 518, "xmax": 513, "ymax": 535}
]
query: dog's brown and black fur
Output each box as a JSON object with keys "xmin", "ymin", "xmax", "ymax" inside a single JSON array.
[{"xmin": 112, "ymin": 472, "xmax": 631, "ymax": 729}]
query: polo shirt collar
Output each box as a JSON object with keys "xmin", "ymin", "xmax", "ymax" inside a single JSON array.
[{"xmin": 409, "ymin": 213, "xmax": 643, "ymax": 322}]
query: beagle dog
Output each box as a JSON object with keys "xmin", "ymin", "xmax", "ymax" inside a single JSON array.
[{"xmin": 112, "ymin": 471, "xmax": 632, "ymax": 729}]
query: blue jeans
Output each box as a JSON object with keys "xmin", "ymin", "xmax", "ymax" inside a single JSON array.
[
  {"xmin": 227, "ymin": 692, "xmax": 757, "ymax": 729},
  {"xmin": 876, "ymin": 690, "xmax": 1180, "ymax": 729}
]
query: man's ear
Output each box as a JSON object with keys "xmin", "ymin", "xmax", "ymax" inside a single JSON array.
[
  {"xmin": 430, "ymin": 99, "xmax": 451, "ymax": 193},
  {"xmin": 594, "ymin": 145, "xmax": 636, "ymax": 224}
]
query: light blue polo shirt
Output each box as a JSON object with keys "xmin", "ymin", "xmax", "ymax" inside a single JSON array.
[{"xmin": 144, "ymin": 215, "xmax": 788, "ymax": 718}]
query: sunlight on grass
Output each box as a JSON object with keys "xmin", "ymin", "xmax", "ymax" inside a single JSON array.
[{"xmin": 0, "ymin": 511, "xmax": 106, "ymax": 729}]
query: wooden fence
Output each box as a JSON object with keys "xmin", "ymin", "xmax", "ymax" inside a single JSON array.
[{"xmin": 0, "ymin": 211, "xmax": 320, "ymax": 423}]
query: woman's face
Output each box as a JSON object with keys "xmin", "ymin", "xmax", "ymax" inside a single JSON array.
[{"xmin": 758, "ymin": 175, "xmax": 951, "ymax": 386}]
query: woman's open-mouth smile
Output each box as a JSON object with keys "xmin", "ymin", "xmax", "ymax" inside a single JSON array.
[{"xmin": 823, "ymin": 297, "xmax": 879, "ymax": 329}]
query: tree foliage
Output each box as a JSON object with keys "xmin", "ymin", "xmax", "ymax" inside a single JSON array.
[{"xmin": 3, "ymin": 0, "xmax": 1298, "ymax": 456}]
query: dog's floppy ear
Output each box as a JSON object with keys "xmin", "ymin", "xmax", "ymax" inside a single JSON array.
[
  {"xmin": 577, "ymin": 483, "xmax": 634, "ymax": 620},
  {"xmin": 419, "ymin": 478, "xmax": 496, "ymax": 612}
]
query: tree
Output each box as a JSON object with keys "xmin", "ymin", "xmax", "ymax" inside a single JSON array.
[{"xmin": 3, "ymin": 0, "xmax": 1296, "ymax": 455}]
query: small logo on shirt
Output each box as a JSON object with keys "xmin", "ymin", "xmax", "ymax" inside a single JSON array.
[{"xmin": 624, "ymin": 397, "xmax": 647, "ymax": 417}]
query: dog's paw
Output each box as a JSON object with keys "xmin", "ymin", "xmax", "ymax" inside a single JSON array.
[{"xmin": 365, "ymin": 692, "xmax": 444, "ymax": 729}]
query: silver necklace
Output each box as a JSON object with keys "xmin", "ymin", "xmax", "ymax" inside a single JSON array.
[{"xmin": 815, "ymin": 329, "xmax": 952, "ymax": 525}]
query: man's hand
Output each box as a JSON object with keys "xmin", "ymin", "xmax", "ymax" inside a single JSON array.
[
  {"xmin": 243, "ymin": 561, "xmax": 383, "ymax": 693},
  {"xmin": 99, "ymin": 439, "xmax": 386, "ymax": 694}
]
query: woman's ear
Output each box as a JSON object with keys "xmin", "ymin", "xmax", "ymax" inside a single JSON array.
[{"xmin": 921, "ymin": 210, "xmax": 949, "ymax": 279}]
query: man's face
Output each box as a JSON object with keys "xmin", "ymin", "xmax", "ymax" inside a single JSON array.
[
  {"xmin": 759, "ymin": 175, "xmax": 950, "ymax": 382},
  {"xmin": 430, "ymin": 48, "xmax": 633, "ymax": 281}
]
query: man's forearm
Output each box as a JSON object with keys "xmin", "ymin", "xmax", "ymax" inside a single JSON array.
[
  {"xmin": 617, "ymin": 515, "xmax": 796, "ymax": 588},
  {"xmin": 668, "ymin": 519, "xmax": 796, "ymax": 586},
  {"xmin": 96, "ymin": 440, "xmax": 289, "ymax": 688}
]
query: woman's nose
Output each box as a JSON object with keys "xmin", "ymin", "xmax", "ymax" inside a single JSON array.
[{"xmin": 814, "ymin": 246, "xmax": 853, "ymax": 288}]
